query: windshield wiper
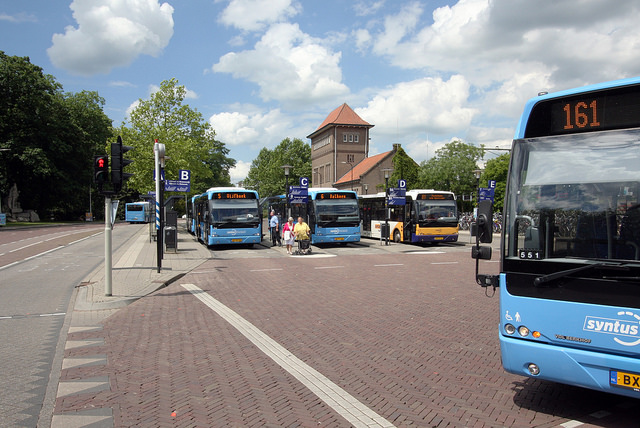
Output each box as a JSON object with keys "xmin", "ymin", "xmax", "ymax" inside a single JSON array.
[{"xmin": 533, "ymin": 262, "xmax": 628, "ymax": 287}]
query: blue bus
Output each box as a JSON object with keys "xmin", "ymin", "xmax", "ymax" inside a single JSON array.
[
  {"xmin": 474, "ymin": 76, "xmax": 640, "ymax": 398},
  {"xmin": 194, "ymin": 187, "xmax": 261, "ymax": 247},
  {"xmin": 307, "ymin": 188, "xmax": 360, "ymax": 244},
  {"xmin": 268, "ymin": 188, "xmax": 360, "ymax": 244},
  {"xmin": 125, "ymin": 202, "xmax": 151, "ymax": 223},
  {"xmin": 187, "ymin": 194, "xmax": 198, "ymax": 234}
]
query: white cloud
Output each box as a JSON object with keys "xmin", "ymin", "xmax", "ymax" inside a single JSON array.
[
  {"xmin": 47, "ymin": 0, "xmax": 174, "ymax": 75},
  {"xmin": 0, "ymin": 12, "xmax": 37, "ymax": 23},
  {"xmin": 230, "ymin": 160, "xmax": 252, "ymax": 184},
  {"xmin": 363, "ymin": 0, "xmax": 640, "ymax": 107},
  {"xmin": 218, "ymin": 0, "xmax": 301, "ymax": 32},
  {"xmin": 209, "ymin": 107, "xmax": 295, "ymax": 148},
  {"xmin": 212, "ymin": 23, "xmax": 349, "ymax": 107},
  {"xmin": 356, "ymin": 75, "xmax": 477, "ymax": 138}
]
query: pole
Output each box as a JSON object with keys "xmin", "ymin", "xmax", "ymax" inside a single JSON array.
[
  {"xmin": 285, "ymin": 175, "xmax": 289, "ymax": 219},
  {"xmin": 385, "ymin": 176, "xmax": 389, "ymax": 246},
  {"xmin": 105, "ymin": 195, "xmax": 112, "ymax": 296},
  {"xmin": 155, "ymin": 142, "xmax": 162, "ymax": 273}
]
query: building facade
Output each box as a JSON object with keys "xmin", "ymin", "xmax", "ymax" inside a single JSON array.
[{"xmin": 307, "ymin": 103, "xmax": 374, "ymax": 188}]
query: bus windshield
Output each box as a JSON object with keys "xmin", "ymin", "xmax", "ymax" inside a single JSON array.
[
  {"xmin": 209, "ymin": 199, "xmax": 260, "ymax": 227},
  {"xmin": 414, "ymin": 200, "xmax": 457, "ymax": 225},
  {"xmin": 314, "ymin": 198, "xmax": 359, "ymax": 226},
  {"xmin": 505, "ymin": 128, "xmax": 640, "ymax": 262}
]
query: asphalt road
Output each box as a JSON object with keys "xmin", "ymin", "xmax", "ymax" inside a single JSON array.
[{"xmin": 0, "ymin": 223, "xmax": 138, "ymax": 427}]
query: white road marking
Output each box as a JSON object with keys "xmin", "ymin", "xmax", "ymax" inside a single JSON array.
[
  {"xmin": 181, "ymin": 283, "xmax": 395, "ymax": 428},
  {"xmin": 374, "ymin": 263, "xmax": 404, "ymax": 267}
]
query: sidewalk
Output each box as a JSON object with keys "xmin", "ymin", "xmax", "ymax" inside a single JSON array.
[
  {"xmin": 75, "ymin": 220, "xmax": 212, "ymax": 311},
  {"xmin": 47, "ymin": 220, "xmax": 213, "ymax": 428}
]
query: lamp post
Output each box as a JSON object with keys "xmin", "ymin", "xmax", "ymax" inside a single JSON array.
[
  {"xmin": 473, "ymin": 169, "xmax": 482, "ymax": 210},
  {"xmin": 282, "ymin": 165, "xmax": 292, "ymax": 219},
  {"xmin": 382, "ymin": 167, "xmax": 393, "ymax": 245}
]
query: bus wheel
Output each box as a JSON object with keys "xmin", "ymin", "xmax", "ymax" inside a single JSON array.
[{"xmin": 393, "ymin": 230, "xmax": 401, "ymax": 243}]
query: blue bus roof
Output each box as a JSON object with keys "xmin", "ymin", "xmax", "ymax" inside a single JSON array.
[{"xmin": 514, "ymin": 76, "xmax": 640, "ymax": 139}]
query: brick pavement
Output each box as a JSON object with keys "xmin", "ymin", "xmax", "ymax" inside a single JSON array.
[{"xmin": 47, "ymin": 227, "xmax": 634, "ymax": 427}]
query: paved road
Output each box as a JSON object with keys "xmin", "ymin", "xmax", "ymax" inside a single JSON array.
[
  {"xmin": 0, "ymin": 223, "xmax": 138, "ymax": 427},
  {"xmin": 54, "ymin": 234, "xmax": 640, "ymax": 427}
]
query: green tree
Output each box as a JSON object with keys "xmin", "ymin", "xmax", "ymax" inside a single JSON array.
[
  {"xmin": 244, "ymin": 137, "xmax": 311, "ymax": 197},
  {"xmin": 481, "ymin": 152, "xmax": 510, "ymax": 212},
  {"xmin": 390, "ymin": 145, "xmax": 419, "ymax": 189},
  {"xmin": 0, "ymin": 52, "xmax": 111, "ymax": 219},
  {"xmin": 417, "ymin": 140, "xmax": 484, "ymax": 211},
  {"xmin": 118, "ymin": 78, "xmax": 235, "ymax": 197}
]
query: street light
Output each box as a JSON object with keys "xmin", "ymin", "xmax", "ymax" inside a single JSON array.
[
  {"xmin": 382, "ymin": 167, "xmax": 393, "ymax": 245},
  {"xmin": 473, "ymin": 169, "xmax": 482, "ymax": 208},
  {"xmin": 341, "ymin": 161, "xmax": 354, "ymax": 191},
  {"xmin": 281, "ymin": 164, "xmax": 292, "ymax": 219}
]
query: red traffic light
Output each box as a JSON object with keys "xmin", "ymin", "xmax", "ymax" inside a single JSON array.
[{"xmin": 93, "ymin": 154, "xmax": 109, "ymax": 184}]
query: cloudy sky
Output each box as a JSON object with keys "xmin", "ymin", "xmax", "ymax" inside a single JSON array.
[{"xmin": 2, "ymin": 0, "xmax": 640, "ymax": 183}]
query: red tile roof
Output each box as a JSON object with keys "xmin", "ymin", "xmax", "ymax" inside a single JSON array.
[
  {"xmin": 314, "ymin": 103, "xmax": 372, "ymax": 131},
  {"xmin": 335, "ymin": 151, "xmax": 392, "ymax": 184}
]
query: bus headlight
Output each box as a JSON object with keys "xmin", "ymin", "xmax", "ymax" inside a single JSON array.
[
  {"xmin": 505, "ymin": 324, "xmax": 516, "ymax": 335},
  {"xmin": 518, "ymin": 326, "xmax": 530, "ymax": 337}
]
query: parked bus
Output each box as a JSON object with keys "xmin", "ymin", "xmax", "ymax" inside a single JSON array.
[
  {"xmin": 194, "ymin": 187, "xmax": 262, "ymax": 246},
  {"xmin": 186, "ymin": 194, "xmax": 197, "ymax": 234},
  {"xmin": 474, "ymin": 77, "xmax": 640, "ymax": 398},
  {"xmin": 360, "ymin": 189, "xmax": 458, "ymax": 243},
  {"xmin": 269, "ymin": 188, "xmax": 360, "ymax": 244},
  {"xmin": 125, "ymin": 202, "xmax": 151, "ymax": 223}
]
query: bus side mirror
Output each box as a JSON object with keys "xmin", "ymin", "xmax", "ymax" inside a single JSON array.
[
  {"xmin": 472, "ymin": 246, "xmax": 492, "ymax": 260},
  {"xmin": 476, "ymin": 200, "xmax": 493, "ymax": 244}
]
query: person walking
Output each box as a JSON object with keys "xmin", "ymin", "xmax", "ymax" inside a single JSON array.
[
  {"xmin": 269, "ymin": 210, "xmax": 281, "ymax": 247},
  {"xmin": 282, "ymin": 217, "xmax": 295, "ymax": 254}
]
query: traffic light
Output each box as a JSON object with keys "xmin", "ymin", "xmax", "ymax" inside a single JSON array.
[
  {"xmin": 111, "ymin": 136, "xmax": 134, "ymax": 192},
  {"xmin": 93, "ymin": 154, "xmax": 109, "ymax": 184}
]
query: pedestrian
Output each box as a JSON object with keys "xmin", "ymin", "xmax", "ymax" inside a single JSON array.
[
  {"xmin": 293, "ymin": 216, "xmax": 310, "ymax": 241},
  {"xmin": 282, "ymin": 217, "xmax": 296, "ymax": 254},
  {"xmin": 269, "ymin": 210, "xmax": 281, "ymax": 247}
]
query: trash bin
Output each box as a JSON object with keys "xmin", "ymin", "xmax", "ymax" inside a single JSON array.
[
  {"xmin": 380, "ymin": 223, "xmax": 390, "ymax": 244},
  {"xmin": 165, "ymin": 226, "xmax": 177, "ymax": 252},
  {"xmin": 165, "ymin": 210, "xmax": 178, "ymax": 228}
]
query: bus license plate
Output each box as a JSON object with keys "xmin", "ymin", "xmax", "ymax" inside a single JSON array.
[
  {"xmin": 610, "ymin": 370, "xmax": 640, "ymax": 391},
  {"xmin": 231, "ymin": 238, "xmax": 242, "ymax": 243},
  {"xmin": 334, "ymin": 237, "xmax": 345, "ymax": 241}
]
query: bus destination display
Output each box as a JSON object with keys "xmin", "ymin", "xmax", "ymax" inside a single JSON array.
[
  {"xmin": 318, "ymin": 192, "xmax": 356, "ymax": 200},
  {"xmin": 525, "ymin": 83, "xmax": 640, "ymax": 138},
  {"xmin": 215, "ymin": 192, "xmax": 256, "ymax": 199},
  {"xmin": 417, "ymin": 193, "xmax": 454, "ymax": 200}
]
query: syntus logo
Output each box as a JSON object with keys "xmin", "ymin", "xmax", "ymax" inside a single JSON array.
[{"xmin": 583, "ymin": 311, "xmax": 640, "ymax": 346}]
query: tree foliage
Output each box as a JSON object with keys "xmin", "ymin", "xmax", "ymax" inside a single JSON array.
[
  {"xmin": 416, "ymin": 140, "xmax": 485, "ymax": 210},
  {"xmin": 244, "ymin": 138, "xmax": 311, "ymax": 197},
  {"xmin": 481, "ymin": 152, "xmax": 510, "ymax": 211},
  {"xmin": 390, "ymin": 145, "xmax": 419, "ymax": 189},
  {"xmin": 0, "ymin": 52, "xmax": 112, "ymax": 219},
  {"xmin": 118, "ymin": 78, "xmax": 235, "ymax": 196}
]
